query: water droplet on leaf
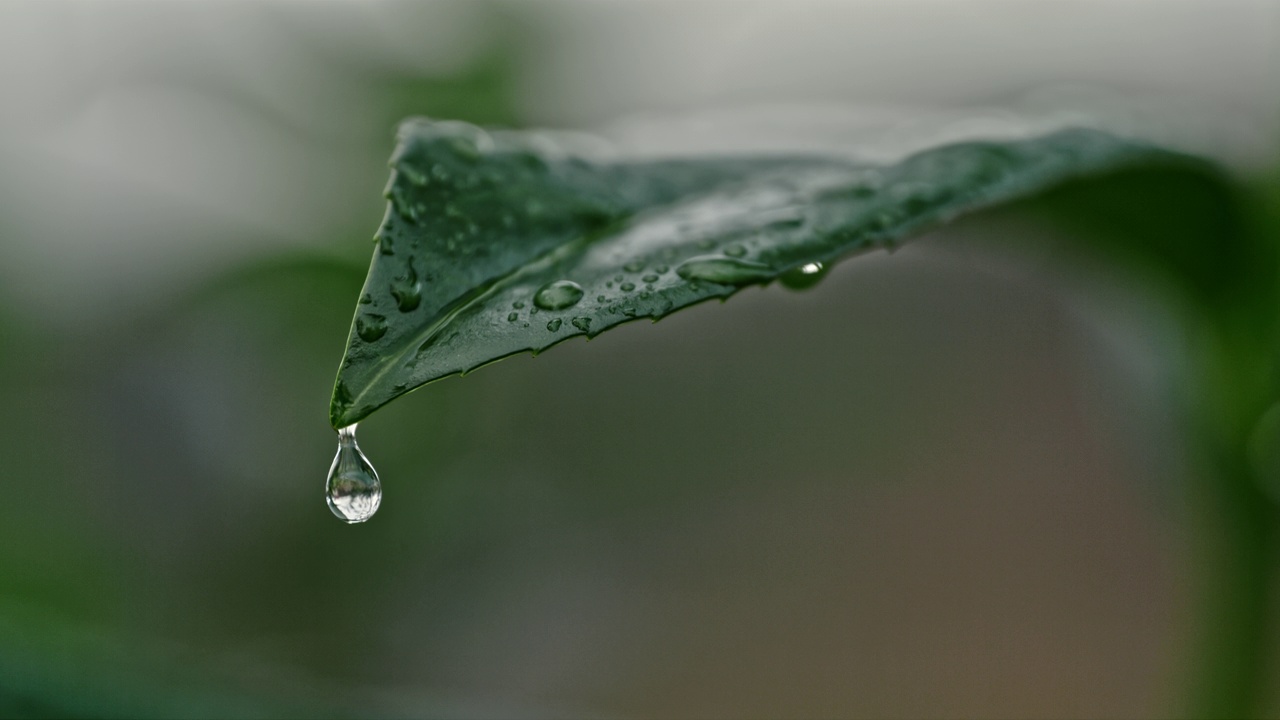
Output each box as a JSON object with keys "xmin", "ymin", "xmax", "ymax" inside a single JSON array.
[
  {"xmin": 326, "ymin": 425, "xmax": 382, "ymax": 524},
  {"xmin": 624, "ymin": 261, "xmax": 644, "ymax": 273},
  {"xmin": 547, "ymin": 318, "xmax": 563, "ymax": 331},
  {"xmin": 724, "ymin": 245, "xmax": 747, "ymax": 258},
  {"xmin": 390, "ymin": 267, "xmax": 422, "ymax": 312},
  {"xmin": 396, "ymin": 161, "xmax": 429, "ymax": 186},
  {"xmin": 620, "ymin": 282, "xmax": 635, "ymax": 292},
  {"xmin": 642, "ymin": 274, "xmax": 659, "ymax": 283},
  {"xmin": 533, "ymin": 280, "xmax": 585, "ymax": 310},
  {"xmin": 676, "ymin": 255, "xmax": 774, "ymax": 285},
  {"xmin": 779, "ymin": 261, "xmax": 830, "ymax": 291},
  {"xmin": 571, "ymin": 317, "xmax": 591, "ymax": 332},
  {"xmin": 356, "ymin": 313, "xmax": 388, "ymax": 342}
]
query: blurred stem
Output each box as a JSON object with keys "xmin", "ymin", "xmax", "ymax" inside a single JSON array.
[{"xmin": 1186, "ymin": 436, "xmax": 1276, "ymax": 719}]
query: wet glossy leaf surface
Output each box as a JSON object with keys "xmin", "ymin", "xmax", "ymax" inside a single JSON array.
[{"xmin": 332, "ymin": 119, "xmax": 1202, "ymax": 426}]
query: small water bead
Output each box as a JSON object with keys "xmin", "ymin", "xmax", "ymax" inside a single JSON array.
[
  {"xmin": 724, "ymin": 245, "xmax": 747, "ymax": 258},
  {"xmin": 623, "ymin": 261, "xmax": 644, "ymax": 273},
  {"xmin": 571, "ymin": 317, "xmax": 591, "ymax": 332},
  {"xmin": 596, "ymin": 295, "xmax": 606, "ymax": 303},
  {"xmin": 356, "ymin": 313, "xmax": 388, "ymax": 342},
  {"xmin": 642, "ymin": 274, "xmax": 659, "ymax": 283},
  {"xmin": 655, "ymin": 265, "xmax": 669, "ymax": 274},
  {"xmin": 533, "ymin": 280, "xmax": 584, "ymax": 310},
  {"xmin": 396, "ymin": 161, "xmax": 429, "ymax": 186},
  {"xmin": 547, "ymin": 318, "xmax": 563, "ymax": 331},
  {"xmin": 507, "ymin": 312, "xmax": 519, "ymax": 322},
  {"xmin": 620, "ymin": 282, "xmax": 636, "ymax": 292},
  {"xmin": 676, "ymin": 255, "xmax": 774, "ymax": 285},
  {"xmin": 359, "ymin": 293, "xmax": 372, "ymax": 305},
  {"xmin": 779, "ymin": 261, "xmax": 829, "ymax": 291},
  {"xmin": 445, "ymin": 136, "xmax": 481, "ymax": 161},
  {"xmin": 386, "ymin": 188, "xmax": 416, "ymax": 223},
  {"xmin": 326, "ymin": 425, "xmax": 382, "ymax": 524},
  {"xmin": 513, "ymin": 301, "xmax": 525, "ymax": 309},
  {"xmin": 390, "ymin": 267, "xmax": 422, "ymax": 312}
]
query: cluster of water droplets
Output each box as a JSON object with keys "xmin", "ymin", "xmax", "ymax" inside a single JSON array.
[{"xmin": 325, "ymin": 424, "xmax": 382, "ymax": 523}]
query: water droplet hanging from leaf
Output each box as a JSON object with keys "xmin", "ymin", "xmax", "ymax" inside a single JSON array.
[{"xmin": 326, "ymin": 425, "xmax": 382, "ymax": 523}]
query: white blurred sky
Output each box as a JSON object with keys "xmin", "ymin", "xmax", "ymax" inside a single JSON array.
[{"xmin": 0, "ymin": 0, "xmax": 1275, "ymax": 325}]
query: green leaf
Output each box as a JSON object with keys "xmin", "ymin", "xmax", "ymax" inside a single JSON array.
[{"xmin": 331, "ymin": 118, "xmax": 1207, "ymax": 427}]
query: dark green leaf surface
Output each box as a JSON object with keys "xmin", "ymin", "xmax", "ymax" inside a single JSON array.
[{"xmin": 331, "ymin": 118, "xmax": 1201, "ymax": 427}]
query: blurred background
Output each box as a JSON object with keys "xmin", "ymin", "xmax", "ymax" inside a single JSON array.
[{"xmin": 0, "ymin": 2, "xmax": 1277, "ymax": 718}]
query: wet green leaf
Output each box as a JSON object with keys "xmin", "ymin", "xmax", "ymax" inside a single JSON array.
[{"xmin": 331, "ymin": 118, "xmax": 1209, "ymax": 427}]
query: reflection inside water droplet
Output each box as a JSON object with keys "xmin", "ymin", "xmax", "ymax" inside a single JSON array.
[
  {"xmin": 326, "ymin": 424, "xmax": 382, "ymax": 523},
  {"xmin": 779, "ymin": 261, "xmax": 829, "ymax": 291},
  {"xmin": 533, "ymin": 280, "xmax": 584, "ymax": 311}
]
